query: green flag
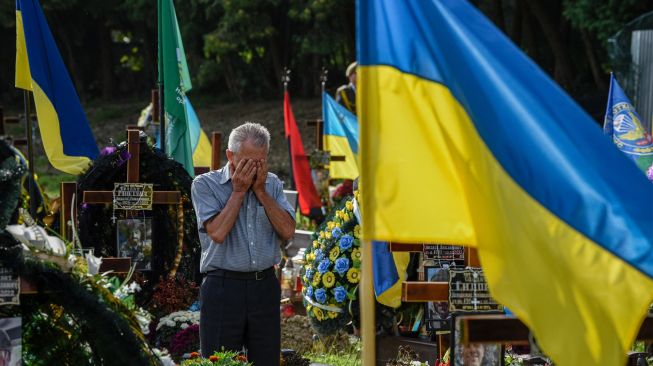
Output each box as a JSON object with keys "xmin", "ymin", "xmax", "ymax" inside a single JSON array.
[{"xmin": 158, "ymin": 0, "xmax": 194, "ymax": 176}]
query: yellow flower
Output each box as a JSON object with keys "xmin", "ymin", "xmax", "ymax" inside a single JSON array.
[
  {"xmin": 347, "ymin": 268, "xmax": 360, "ymax": 284},
  {"xmin": 354, "ymin": 225, "xmax": 361, "ymax": 239},
  {"xmin": 322, "ymin": 271, "xmax": 336, "ymax": 288},
  {"xmin": 352, "ymin": 248, "xmax": 362, "ymax": 262},
  {"xmin": 313, "ymin": 307, "xmax": 325, "ymax": 321},
  {"xmin": 312, "ymin": 273, "xmax": 322, "ymax": 287},
  {"xmin": 342, "ymin": 212, "xmax": 350, "ymax": 222},
  {"xmin": 329, "ymin": 247, "xmax": 340, "ymax": 261},
  {"xmin": 345, "ymin": 201, "xmax": 354, "ymax": 211},
  {"xmin": 328, "ymin": 311, "xmax": 338, "ymax": 319},
  {"xmin": 335, "ymin": 222, "xmax": 341, "ymax": 228},
  {"xmin": 327, "ymin": 221, "xmax": 335, "ymax": 230},
  {"xmin": 354, "ymin": 190, "xmax": 359, "ymax": 200},
  {"xmin": 306, "ymin": 305, "xmax": 313, "ymax": 312},
  {"xmin": 313, "ymin": 240, "xmax": 320, "ymax": 249},
  {"xmin": 325, "ymin": 231, "xmax": 332, "ymax": 239},
  {"xmin": 319, "ymin": 231, "xmax": 326, "ymax": 239}
]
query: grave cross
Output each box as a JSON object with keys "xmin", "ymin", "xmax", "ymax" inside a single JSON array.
[{"xmin": 80, "ymin": 129, "xmax": 182, "ymax": 273}]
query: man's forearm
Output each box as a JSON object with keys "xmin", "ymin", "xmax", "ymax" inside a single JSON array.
[
  {"xmin": 255, "ymin": 190, "xmax": 295, "ymax": 241},
  {"xmin": 205, "ymin": 191, "xmax": 246, "ymax": 243}
]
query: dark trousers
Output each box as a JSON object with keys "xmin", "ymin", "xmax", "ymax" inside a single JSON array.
[{"xmin": 200, "ymin": 273, "xmax": 280, "ymax": 366}]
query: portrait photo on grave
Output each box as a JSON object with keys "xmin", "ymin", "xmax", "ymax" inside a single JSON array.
[
  {"xmin": 453, "ymin": 317, "xmax": 502, "ymax": 366},
  {"xmin": 116, "ymin": 218, "xmax": 152, "ymax": 270},
  {"xmin": 425, "ymin": 266, "xmax": 450, "ymax": 331},
  {"xmin": 0, "ymin": 317, "xmax": 21, "ymax": 366}
]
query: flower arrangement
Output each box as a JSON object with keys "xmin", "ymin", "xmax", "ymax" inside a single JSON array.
[
  {"xmin": 156, "ymin": 310, "xmax": 200, "ymax": 348},
  {"xmin": 180, "ymin": 350, "xmax": 251, "ymax": 366},
  {"xmin": 301, "ymin": 193, "xmax": 360, "ymax": 335},
  {"xmin": 149, "ymin": 275, "xmax": 199, "ymax": 318},
  {"xmin": 647, "ymin": 163, "xmax": 653, "ymax": 182},
  {"xmin": 169, "ymin": 323, "xmax": 200, "ymax": 361}
]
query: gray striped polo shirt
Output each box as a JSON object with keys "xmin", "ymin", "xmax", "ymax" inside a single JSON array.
[{"xmin": 191, "ymin": 164, "xmax": 295, "ymax": 273}]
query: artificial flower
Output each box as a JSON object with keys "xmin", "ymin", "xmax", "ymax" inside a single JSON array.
[
  {"xmin": 333, "ymin": 286, "xmax": 347, "ymax": 303},
  {"xmin": 328, "ymin": 311, "xmax": 339, "ymax": 319},
  {"xmin": 334, "ymin": 257, "xmax": 350, "ymax": 275},
  {"xmin": 305, "ymin": 267, "xmax": 314, "ymax": 280},
  {"xmin": 325, "ymin": 231, "xmax": 332, "ymax": 239},
  {"xmin": 327, "ymin": 221, "xmax": 335, "ymax": 230},
  {"xmin": 322, "ymin": 272, "xmax": 336, "ymax": 288},
  {"xmin": 332, "ymin": 227, "xmax": 343, "ymax": 239},
  {"xmin": 329, "ymin": 247, "xmax": 340, "ymax": 261},
  {"xmin": 313, "ymin": 307, "xmax": 325, "ymax": 321},
  {"xmin": 347, "ymin": 268, "xmax": 360, "ymax": 283},
  {"xmin": 339, "ymin": 235, "xmax": 354, "ymax": 251},
  {"xmin": 315, "ymin": 288, "xmax": 327, "ymax": 303},
  {"xmin": 354, "ymin": 225, "xmax": 361, "ymax": 238},
  {"xmin": 314, "ymin": 249, "xmax": 324, "ymax": 262},
  {"xmin": 312, "ymin": 273, "xmax": 322, "ymax": 287},
  {"xmin": 352, "ymin": 248, "xmax": 362, "ymax": 262},
  {"xmin": 313, "ymin": 240, "xmax": 320, "ymax": 248},
  {"xmin": 306, "ymin": 286, "xmax": 314, "ymax": 299},
  {"xmin": 345, "ymin": 201, "xmax": 354, "ymax": 211},
  {"xmin": 317, "ymin": 259, "xmax": 331, "ymax": 274}
]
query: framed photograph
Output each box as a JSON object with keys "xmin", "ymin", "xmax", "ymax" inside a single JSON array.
[
  {"xmin": 424, "ymin": 266, "xmax": 450, "ymax": 331},
  {"xmin": 0, "ymin": 317, "xmax": 21, "ymax": 366},
  {"xmin": 116, "ymin": 218, "xmax": 152, "ymax": 270},
  {"xmin": 452, "ymin": 316, "xmax": 503, "ymax": 366}
]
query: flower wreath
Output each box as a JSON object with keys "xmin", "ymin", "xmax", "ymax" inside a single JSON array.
[{"xmin": 301, "ymin": 192, "xmax": 362, "ymax": 335}]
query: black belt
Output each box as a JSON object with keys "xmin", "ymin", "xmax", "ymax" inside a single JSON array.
[{"xmin": 206, "ymin": 267, "xmax": 275, "ymax": 281}]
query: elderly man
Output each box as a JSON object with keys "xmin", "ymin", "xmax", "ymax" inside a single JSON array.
[{"xmin": 191, "ymin": 122, "xmax": 296, "ymax": 364}]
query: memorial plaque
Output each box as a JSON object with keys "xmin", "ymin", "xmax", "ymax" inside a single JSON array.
[
  {"xmin": 113, "ymin": 183, "xmax": 153, "ymax": 210},
  {"xmin": 423, "ymin": 244, "xmax": 465, "ymax": 266},
  {"xmin": 449, "ymin": 269, "xmax": 503, "ymax": 313},
  {"xmin": 0, "ymin": 267, "xmax": 19, "ymax": 305}
]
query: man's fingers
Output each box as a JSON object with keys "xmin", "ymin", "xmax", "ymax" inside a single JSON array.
[{"xmin": 234, "ymin": 159, "xmax": 247, "ymax": 175}]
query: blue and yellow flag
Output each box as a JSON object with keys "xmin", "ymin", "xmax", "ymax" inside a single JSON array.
[
  {"xmin": 372, "ymin": 241, "xmax": 409, "ymax": 308},
  {"xmin": 604, "ymin": 73, "xmax": 653, "ymax": 173},
  {"xmin": 323, "ymin": 92, "xmax": 359, "ymax": 180},
  {"xmin": 358, "ymin": 1, "xmax": 653, "ymax": 365},
  {"xmin": 15, "ymin": 0, "xmax": 98, "ymax": 175}
]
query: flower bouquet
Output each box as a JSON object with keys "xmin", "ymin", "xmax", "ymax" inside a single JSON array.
[
  {"xmin": 156, "ymin": 310, "xmax": 200, "ymax": 349},
  {"xmin": 301, "ymin": 193, "xmax": 361, "ymax": 335},
  {"xmin": 181, "ymin": 351, "xmax": 251, "ymax": 366}
]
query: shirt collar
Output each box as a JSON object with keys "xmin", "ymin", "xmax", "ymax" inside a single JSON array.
[{"xmin": 218, "ymin": 163, "xmax": 231, "ymax": 185}]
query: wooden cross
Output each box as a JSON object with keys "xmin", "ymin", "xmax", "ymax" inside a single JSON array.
[
  {"xmin": 76, "ymin": 129, "xmax": 181, "ymax": 273},
  {"xmin": 306, "ymin": 119, "xmax": 346, "ymax": 162}
]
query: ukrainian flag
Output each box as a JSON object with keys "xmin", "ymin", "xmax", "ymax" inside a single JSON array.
[
  {"xmin": 185, "ymin": 97, "xmax": 212, "ymax": 168},
  {"xmin": 358, "ymin": 1, "xmax": 653, "ymax": 365},
  {"xmin": 372, "ymin": 241, "xmax": 409, "ymax": 308},
  {"xmin": 15, "ymin": 0, "xmax": 98, "ymax": 175},
  {"xmin": 323, "ymin": 92, "xmax": 359, "ymax": 180}
]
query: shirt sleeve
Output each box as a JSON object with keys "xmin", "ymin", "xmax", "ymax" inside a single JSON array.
[
  {"xmin": 191, "ymin": 177, "xmax": 226, "ymax": 233},
  {"xmin": 271, "ymin": 176, "xmax": 296, "ymax": 222}
]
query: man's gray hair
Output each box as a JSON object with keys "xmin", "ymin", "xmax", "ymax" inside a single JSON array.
[{"xmin": 228, "ymin": 122, "xmax": 271, "ymax": 153}]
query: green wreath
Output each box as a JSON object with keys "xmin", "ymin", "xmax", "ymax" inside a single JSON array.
[{"xmin": 76, "ymin": 137, "xmax": 201, "ymax": 289}]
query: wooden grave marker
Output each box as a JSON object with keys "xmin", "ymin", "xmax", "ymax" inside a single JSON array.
[{"xmin": 79, "ymin": 129, "xmax": 182, "ymax": 273}]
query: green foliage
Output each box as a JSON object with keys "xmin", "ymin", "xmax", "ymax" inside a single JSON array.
[
  {"xmin": 180, "ymin": 350, "xmax": 251, "ymax": 366},
  {"xmin": 562, "ymin": 0, "xmax": 652, "ymax": 43}
]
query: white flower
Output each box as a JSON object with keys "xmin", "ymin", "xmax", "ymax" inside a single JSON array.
[{"xmin": 180, "ymin": 323, "xmax": 188, "ymax": 329}]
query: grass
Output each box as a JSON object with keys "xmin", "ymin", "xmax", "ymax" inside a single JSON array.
[
  {"xmin": 305, "ymin": 335, "xmax": 361, "ymax": 366},
  {"xmin": 305, "ymin": 352, "xmax": 362, "ymax": 366}
]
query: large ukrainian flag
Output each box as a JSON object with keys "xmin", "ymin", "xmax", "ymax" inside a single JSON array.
[
  {"xmin": 358, "ymin": 1, "xmax": 653, "ymax": 365},
  {"xmin": 15, "ymin": 0, "xmax": 98, "ymax": 175}
]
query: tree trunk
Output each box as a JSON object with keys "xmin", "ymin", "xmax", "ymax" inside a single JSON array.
[
  {"xmin": 524, "ymin": 0, "xmax": 574, "ymax": 89},
  {"xmin": 581, "ymin": 29, "xmax": 607, "ymax": 92}
]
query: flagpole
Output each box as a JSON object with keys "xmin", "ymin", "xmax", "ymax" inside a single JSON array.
[
  {"xmin": 157, "ymin": 0, "xmax": 165, "ymax": 154},
  {"xmin": 282, "ymin": 67, "xmax": 295, "ymax": 191},
  {"xmin": 361, "ymin": 239, "xmax": 376, "ymax": 366},
  {"xmin": 23, "ymin": 90, "xmax": 37, "ymax": 219}
]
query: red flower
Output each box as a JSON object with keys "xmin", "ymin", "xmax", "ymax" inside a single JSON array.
[
  {"xmin": 236, "ymin": 355, "xmax": 248, "ymax": 362},
  {"xmin": 209, "ymin": 355, "xmax": 219, "ymax": 362},
  {"xmin": 189, "ymin": 352, "xmax": 200, "ymax": 359}
]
